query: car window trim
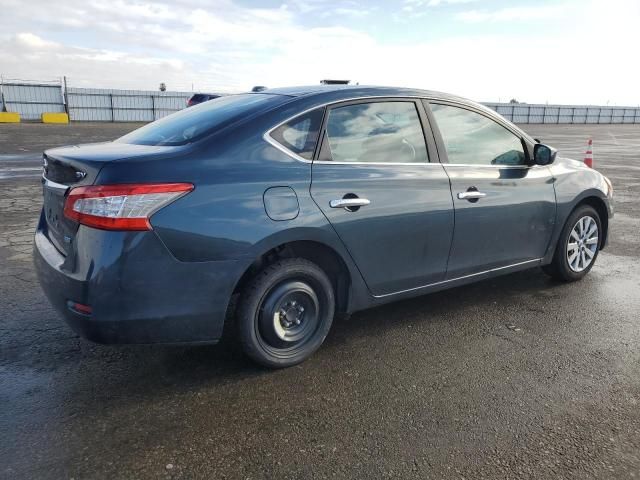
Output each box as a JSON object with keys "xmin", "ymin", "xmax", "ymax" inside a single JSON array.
[
  {"xmin": 264, "ymin": 106, "xmax": 325, "ymax": 163},
  {"xmin": 424, "ymin": 99, "xmax": 533, "ymax": 166},
  {"xmin": 269, "ymin": 107, "xmax": 325, "ymax": 161},
  {"xmin": 265, "ymin": 97, "xmax": 440, "ymax": 166},
  {"xmin": 263, "ymin": 94, "xmax": 533, "ymax": 165},
  {"xmin": 315, "ymin": 97, "xmax": 435, "ymax": 166}
]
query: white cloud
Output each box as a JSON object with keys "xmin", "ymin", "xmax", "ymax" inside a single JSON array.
[
  {"xmin": 14, "ymin": 32, "xmax": 59, "ymax": 49},
  {"xmin": 324, "ymin": 7, "xmax": 371, "ymax": 17},
  {"xmin": 404, "ymin": 0, "xmax": 477, "ymax": 11},
  {"xmin": 425, "ymin": 0, "xmax": 478, "ymax": 5},
  {"xmin": 456, "ymin": 5, "xmax": 565, "ymax": 23},
  {"xmin": 0, "ymin": 0, "xmax": 639, "ymax": 105}
]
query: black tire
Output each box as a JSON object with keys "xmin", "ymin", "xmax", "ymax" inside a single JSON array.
[
  {"xmin": 543, "ymin": 204, "xmax": 602, "ymax": 282},
  {"xmin": 237, "ymin": 258, "xmax": 335, "ymax": 368}
]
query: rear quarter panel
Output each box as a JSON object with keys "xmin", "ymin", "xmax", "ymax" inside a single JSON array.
[{"xmin": 96, "ymin": 112, "xmax": 372, "ymax": 311}]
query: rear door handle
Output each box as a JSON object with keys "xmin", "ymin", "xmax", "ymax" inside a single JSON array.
[
  {"xmin": 457, "ymin": 191, "xmax": 486, "ymax": 200},
  {"xmin": 329, "ymin": 198, "xmax": 370, "ymax": 210}
]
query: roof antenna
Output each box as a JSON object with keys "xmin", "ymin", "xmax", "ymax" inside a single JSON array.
[{"xmin": 320, "ymin": 79, "xmax": 350, "ymax": 85}]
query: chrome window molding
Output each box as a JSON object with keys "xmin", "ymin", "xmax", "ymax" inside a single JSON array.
[
  {"xmin": 263, "ymin": 94, "xmax": 531, "ymax": 167},
  {"xmin": 263, "ymin": 133, "xmax": 444, "ymax": 167},
  {"xmin": 313, "ymin": 160, "xmax": 445, "ymax": 167},
  {"xmin": 373, "ymin": 258, "xmax": 542, "ymax": 298},
  {"xmin": 263, "ymin": 133, "xmax": 313, "ymax": 164},
  {"xmin": 442, "ymin": 163, "xmax": 540, "ymax": 169}
]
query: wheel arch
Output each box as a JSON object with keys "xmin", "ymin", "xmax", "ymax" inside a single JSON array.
[
  {"xmin": 229, "ymin": 238, "xmax": 356, "ymax": 321},
  {"xmin": 574, "ymin": 195, "xmax": 609, "ymax": 249}
]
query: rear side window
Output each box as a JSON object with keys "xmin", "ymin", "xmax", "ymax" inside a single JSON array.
[
  {"xmin": 431, "ymin": 104, "xmax": 526, "ymax": 166},
  {"xmin": 117, "ymin": 94, "xmax": 285, "ymax": 146},
  {"xmin": 321, "ymin": 101, "xmax": 428, "ymax": 163},
  {"xmin": 270, "ymin": 108, "xmax": 324, "ymax": 160}
]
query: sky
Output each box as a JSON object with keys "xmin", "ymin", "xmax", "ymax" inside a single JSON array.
[{"xmin": 1, "ymin": 0, "xmax": 639, "ymax": 105}]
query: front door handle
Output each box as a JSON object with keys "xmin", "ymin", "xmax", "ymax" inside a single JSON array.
[
  {"xmin": 457, "ymin": 190, "xmax": 486, "ymax": 201},
  {"xmin": 329, "ymin": 197, "xmax": 370, "ymax": 211}
]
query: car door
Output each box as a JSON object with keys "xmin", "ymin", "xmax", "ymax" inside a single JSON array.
[
  {"xmin": 310, "ymin": 99, "xmax": 454, "ymax": 296},
  {"xmin": 426, "ymin": 101, "xmax": 556, "ymax": 279}
]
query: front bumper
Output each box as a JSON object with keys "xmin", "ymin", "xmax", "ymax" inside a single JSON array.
[{"xmin": 34, "ymin": 212, "xmax": 239, "ymax": 344}]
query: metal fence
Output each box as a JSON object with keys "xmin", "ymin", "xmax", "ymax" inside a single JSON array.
[
  {"xmin": 483, "ymin": 103, "xmax": 640, "ymax": 124},
  {"xmin": 2, "ymin": 78, "xmax": 640, "ymax": 124},
  {"xmin": 66, "ymin": 88, "xmax": 192, "ymax": 122},
  {"xmin": 0, "ymin": 78, "xmax": 195, "ymax": 121},
  {"xmin": 0, "ymin": 79, "xmax": 66, "ymax": 120}
]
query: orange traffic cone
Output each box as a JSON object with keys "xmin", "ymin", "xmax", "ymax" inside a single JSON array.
[{"xmin": 584, "ymin": 138, "xmax": 593, "ymax": 168}]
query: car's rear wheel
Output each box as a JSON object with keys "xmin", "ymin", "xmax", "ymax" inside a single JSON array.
[
  {"xmin": 237, "ymin": 258, "xmax": 335, "ymax": 368},
  {"xmin": 543, "ymin": 205, "xmax": 602, "ymax": 282}
]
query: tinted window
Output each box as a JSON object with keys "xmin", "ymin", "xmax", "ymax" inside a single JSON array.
[
  {"xmin": 322, "ymin": 102, "xmax": 428, "ymax": 163},
  {"xmin": 270, "ymin": 108, "xmax": 324, "ymax": 160},
  {"xmin": 117, "ymin": 94, "xmax": 284, "ymax": 146},
  {"xmin": 431, "ymin": 104, "xmax": 525, "ymax": 166}
]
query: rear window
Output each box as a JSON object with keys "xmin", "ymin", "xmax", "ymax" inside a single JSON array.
[{"xmin": 117, "ymin": 94, "xmax": 284, "ymax": 146}]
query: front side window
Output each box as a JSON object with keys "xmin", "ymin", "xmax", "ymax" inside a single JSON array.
[
  {"xmin": 270, "ymin": 108, "xmax": 324, "ymax": 160},
  {"xmin": 322, "ymin": 101, "xmax": 428, "ymax": 164},
  {"xmin": 431, "ymin": 104, "xmax": 526, "ymax": 166}
]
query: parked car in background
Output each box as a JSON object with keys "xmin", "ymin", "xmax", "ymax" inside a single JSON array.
[
  {"xmin": 34, "ymin": 85, "xmax": 613, "ymax": 368},
  {"xmin": 186, "ymin": 93, "xmax": 220, "ymax": 107},
  {"xmin": 251, "ymin": 86, "xmax": 268, "ymax": 92}
]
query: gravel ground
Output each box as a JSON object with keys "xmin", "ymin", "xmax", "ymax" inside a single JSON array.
[{"xmin": 0, "ymin": 122, "xmax": 639, "ymax": 479}]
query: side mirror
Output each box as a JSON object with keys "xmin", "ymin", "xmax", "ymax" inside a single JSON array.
[{"xmin": 533, "ymin": 143, "xmax": 557, "ymax": 166}]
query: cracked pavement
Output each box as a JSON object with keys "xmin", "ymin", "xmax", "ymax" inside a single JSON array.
[{"xmin": 0, "ymin": 123, "xmax": 639, "ymax": 479}]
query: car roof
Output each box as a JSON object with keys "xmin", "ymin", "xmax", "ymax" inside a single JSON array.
[{"xmin": 262, "ymin": 84, "xmax": 468, "ymax": 103}]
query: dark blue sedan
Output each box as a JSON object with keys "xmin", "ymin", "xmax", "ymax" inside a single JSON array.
[{"xmin": 34, "ymin": 85, "xmax": 614, "ymax": 367}]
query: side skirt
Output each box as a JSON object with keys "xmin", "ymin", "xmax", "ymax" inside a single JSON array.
[{"xmin": 361, "ymin": 258, "xmax": 543, "ymax": 309}]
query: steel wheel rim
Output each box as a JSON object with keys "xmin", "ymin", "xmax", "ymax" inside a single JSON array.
[
  {"xmin": 567, "ymin": 215, "xmax": 598, "ymax": 272},
  {"xmin": 257, "ymin": 279, "xmax": 321, "ymax": 354}
]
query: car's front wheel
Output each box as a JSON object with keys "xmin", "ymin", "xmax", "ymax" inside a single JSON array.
[
  {"xmin": 543, "ymin": 204, "xmax": 602, "ymax": 282},
  {"xmin": 237, "ymin": 258, "xmax": 335, "ymax": 368}
]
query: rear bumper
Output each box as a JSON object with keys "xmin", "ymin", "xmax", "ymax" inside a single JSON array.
[{"xmin": 34, "ymin": 212, "xmax": 239, "ymax": 344}]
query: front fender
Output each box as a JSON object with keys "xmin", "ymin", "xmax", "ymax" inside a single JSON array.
[{"xmin": 543, "ymin": 157, "xmax": 613, "ymax": 262}]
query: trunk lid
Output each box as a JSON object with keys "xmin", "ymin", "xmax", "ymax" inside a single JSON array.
[{"xmin": 42, "ymin": 142, "xmax": 180, "ymax": 256}]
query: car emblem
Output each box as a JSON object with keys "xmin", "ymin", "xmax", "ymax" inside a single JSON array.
[{"xmin": 75, "ymin": 171, "xmax": 87, "ymax": 179}]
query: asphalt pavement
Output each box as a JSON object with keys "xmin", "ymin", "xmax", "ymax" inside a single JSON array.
[{"xmin": 1, "ymin": 122, "xmax": 639, "ymax": 479}]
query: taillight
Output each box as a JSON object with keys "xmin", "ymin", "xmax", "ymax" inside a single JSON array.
[{"xmin": 63, "ymin": 183, "xmax": 193, "ymax": 231}]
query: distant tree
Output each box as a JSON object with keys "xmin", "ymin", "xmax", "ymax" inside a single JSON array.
[
  {"xmin": 509, "ymin": 98, "xmax": 519, "ymax": 104},
  {"xmin": 159, "ymin": 83, "xmax": 167, "ymax": 92}
]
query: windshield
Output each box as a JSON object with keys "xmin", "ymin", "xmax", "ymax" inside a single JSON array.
[{"xmin": 116, "ymin": 94, "xmax": 284, "ymax": 146}]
